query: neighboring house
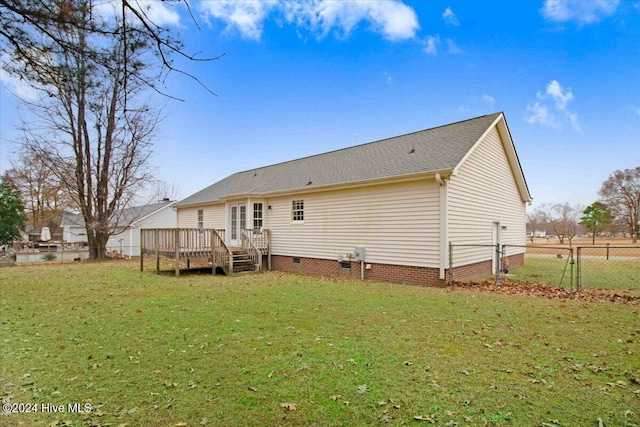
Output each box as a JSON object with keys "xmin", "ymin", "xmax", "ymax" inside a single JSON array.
[
  {"xmin": 61, "ymin": 200, "xmax": 177, "ymax": 257},
  {"xmin": 61, "ymin": 211, "xmax": 88, "ymax": 243},
  {"xmin": 174, "ymin": 112, "xmax": 532, "ymax": 286},
  {"xmin": 106, "ymin": 200, "xmax": 177, "ymax": 257}
]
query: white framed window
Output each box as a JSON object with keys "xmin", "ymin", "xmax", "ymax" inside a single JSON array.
[
  {"xmin": 253, "ymin": 203, "xmax": 263, "ymax": 229},
  {"xmin": 197, "ymin": 209, "xmax": 204, "ymax": 229},
  {"xmin": 292, "ymin": 200, "xmax": 304, "ymax": 222}
]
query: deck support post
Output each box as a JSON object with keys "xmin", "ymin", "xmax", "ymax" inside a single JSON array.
[
  {"xmin": 175, "ymin": 228, "xmax": 180, "ymax": 277},
  {"xmin": 211, "ymin": 229, "xmax": 215, "ymax": 275},
  {"xmin": 155, "ymin": 229, "xmax": 160, "ymax": 274}
]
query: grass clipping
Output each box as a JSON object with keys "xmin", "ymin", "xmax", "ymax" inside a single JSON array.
[{"xmin": 450, "ymin": 279, "xmax": 640, "ymax": 305}]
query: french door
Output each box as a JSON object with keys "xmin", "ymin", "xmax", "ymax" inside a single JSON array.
[{"xmin": 230, "ymin": 204, "xmax": 246, "ymax": 246}]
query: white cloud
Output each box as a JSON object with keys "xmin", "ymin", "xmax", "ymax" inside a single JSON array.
[
  {"xmin": 0, "ymin": 54, "xmax": 42, "ymax": 102},
  {"xmin": 201, "ymin": 1, "xmax": 274, "ymax": 40},
  {"xmin": 442, "ymin": 7, "xmax": 460, "ymax": 26},
  {"xmin": 200, "ymin": 0, "xmax": 419, "ymax": 41},
  {"xmin": 458, "ymin": 94, "xmax": 497, "ymax": 114},
  {"xmin": 445, "ymin": 38, "xmax": 461, "ymax": 54},
  {"xmin": 545, "ymin": 80, "xmax": 574, "ymax": 109},
  {"xmin": 93, "ymin": 0, "xmax": 182, "ymax": 27},
  {"xmin": 0, "ymin": 70, "xmax": 40, "ymax": 103},
  {"xmin": 382, "ymin": 71, "xmax": 392, "ymax": 85},
  {"xmin": 526, "ymin": 102, "xmax": 557, "ymax": 128},
  {"xmin": 541, "ymin": 0, "xmax": 619, "ymax": 24},
  {"xmin": 423, "ymin": 34, "xmax": 440, "ymax": 55},
  {"xmin": 566, "ymin": 111, "xmax": 582, "ymax": 132},
  {"xmin": 482, "ymin": 94, "xmax": 495, "ymax": 106},
  {"xmin": 136, "ymin": 0, "xmax": 182, "ymax": 26},
  {"xmin": 526, "ymin": 80, "xmax": 581, "ymax": 131}
]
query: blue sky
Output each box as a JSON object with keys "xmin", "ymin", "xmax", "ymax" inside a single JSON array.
[{"xmin": 1, "ymin": 0, "xmax": 639, "ymax": 211}]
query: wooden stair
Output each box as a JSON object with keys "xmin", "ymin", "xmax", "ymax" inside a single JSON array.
[{"xmin": 231, "ymin": 249, "xmax": 257, "ymax": 273}]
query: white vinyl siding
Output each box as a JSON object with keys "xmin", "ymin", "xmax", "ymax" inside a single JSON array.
[
  {"xmin": 265, "ymin": 179, "xmax": 441, "ymax": 268},
  {"xmin": 177, "ymin": 205, "xmax": 225, "ymax": 229},
  {"xmin": 106, "ymin": 204, "xmax": 177, "ymax": 257},
  {"xmin": 447, "ymin": 127, "xmax": 526, "ymax": 264}
]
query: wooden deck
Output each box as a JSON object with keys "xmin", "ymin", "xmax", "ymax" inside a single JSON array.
[{"xmin": 140, "ymin": 228, "xmax": 270, "ymax": 276}]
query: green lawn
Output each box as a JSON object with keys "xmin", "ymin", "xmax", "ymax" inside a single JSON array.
[
  {"xmin": 1, "ymin": 262, "xmax": 639, "ymax": 426},
  {"xmin": 509, "ymin": 256, "xmax": 640, "ymax": 293}
]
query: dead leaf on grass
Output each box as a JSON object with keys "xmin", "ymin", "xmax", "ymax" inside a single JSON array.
[{"xmin": 280, "ymin": 402, "xmax": 297, "ymax": 411}]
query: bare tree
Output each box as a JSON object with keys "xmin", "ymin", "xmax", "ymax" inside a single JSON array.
[
  {"xmin": 4, "ymin": 150, "xmax": 73, "ymax": 229},
  {"xmin": 0, "ymin": 0, "xmax": 221, "ymax": 100},
  {"xmin": 151, "ymin": 179, "xmax": 181, "ymax": 202},
  {"xmin": 536, "ymin": 203, "xmax": 583, "ymax": 245},
  {"xmin": 599, "ymin": 167, "xmax": 640, "ymax": 243},
  {"xmin": 13, "ymin": 2, "xmax": 160, "ymax": 259},
  {"xmin": 527, "ymin": 210, "xmax": 549, "ymax": 238}
]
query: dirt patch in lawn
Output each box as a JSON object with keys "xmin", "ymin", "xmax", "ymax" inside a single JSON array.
[{"xmin": 450, "ymin": 279, "xmax": 640, "ymax": 305}]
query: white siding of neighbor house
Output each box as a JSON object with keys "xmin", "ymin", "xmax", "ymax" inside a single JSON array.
[
  {"xmin": 177, "ymin": 204, "xmax": 225, "ymax": 229},
  {"xmin": 264, "ymin": 179, "xmax": 441, "ymax": 268},
  {"xmin": 447, "ymin": 127, "xmax": 527, "ymax": 262},
  {"xmin": 107, "ymin": 205, "xmax": 177, "ymax": 257}
]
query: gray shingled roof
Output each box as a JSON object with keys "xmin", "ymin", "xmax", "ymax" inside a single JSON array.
[
  {"xmin": 60, "ymin": 200, "xmax": 174, "ymax": 228},
  {"xmin": 176, "ymin": 113, "xmax": 504, "ymax": 207}
]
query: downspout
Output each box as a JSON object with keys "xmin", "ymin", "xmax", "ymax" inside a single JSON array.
[{"xmin": 436, "ymin": 173, "xmax": 449, "ymax": 280}]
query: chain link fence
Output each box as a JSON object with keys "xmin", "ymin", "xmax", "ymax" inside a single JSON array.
[
  {"xmin": 577, "ymin": 245, "xmax": 640, "ymax": 292},
  {"xmin": 449, "ymin": 243, "xmax": 575, "ymax": 290},
  {"xmin": 503, "ymin": 244, "xmax": 575, "ymax": 291},
  {"xmin": 450, "ymin": 243, "xmax": 640, "ymax": 293}
]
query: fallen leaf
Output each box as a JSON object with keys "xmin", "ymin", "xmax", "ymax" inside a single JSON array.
[
  {"xmin": 357, "ymin": 384, "xmax": 368, "ymax": 394},
  {"xmin": 414, "ymin": 414, "xmax": 436, "ymax": 422},
  {"xmin": 280, "ymin": 402, "xmax": 297, "ymax": 411}
]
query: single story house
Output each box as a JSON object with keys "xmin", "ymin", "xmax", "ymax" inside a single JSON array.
[
  {"xmin": 106, "ymin": 200, "xmax": 177, "ymax": 257},
  {"xmin": 173, "ymin": 112, "xmax": 531, "ymax": 286},
  {"xmin": 62, "ymin": 200, "xmax": 177, "ymax": 257},
  {"xmin": 61, "ymin": 211, "xmax": 88, "ymax": 243}
]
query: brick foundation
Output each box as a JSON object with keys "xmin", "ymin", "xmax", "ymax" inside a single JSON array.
[
  {"xmin": 450, "ymin": 252, "xmax": 525, "ymax": 282},
  {"xmin": 271, "ymin": 255, "xmax": 447, "ymax": 287},
  {"xmin": 270, "ymin": 252, "xmax": 525, "ymax": 287}
]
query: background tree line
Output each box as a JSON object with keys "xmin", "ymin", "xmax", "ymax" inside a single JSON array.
[{"xmin": 527, "ymin": 166, "xmax": 640, "ymax": 244}]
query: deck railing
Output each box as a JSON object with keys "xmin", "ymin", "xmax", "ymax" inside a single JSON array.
[
  {"xmin": 242, "ymin": 228, "xmax": 270, "ymax": 253},
  {"xmin": 213, "ymin": 229, "xmax": 233, "ymax": 275},
  {"xmin": 140, "ymin": 228, "xmax": 234, "ymax": 275},
  {"xmin": 241, "ymin": 229, "xmax": 261, "ymax": 271}
]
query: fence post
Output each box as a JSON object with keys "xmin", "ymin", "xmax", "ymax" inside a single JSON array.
[
  {"xmin": 569, "ymin": 247, "xmax": 574, "ymax": 293},
  {"xmin": 448, "ymin": 242, "xmax": 453, "ymax": 285},
  {"xmin": 576, "ymin": 247, "xmax": 581, "ymax": 292},
  {"xmin": 606, "ymin": 243, "xmax": 610, "ymax": 260},
  {"xmin": 494, "ymin": 243, "xmax": 500, "ymax": 283}
]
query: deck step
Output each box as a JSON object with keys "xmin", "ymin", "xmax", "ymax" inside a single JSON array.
[{"xmin": 231, "ymin": 249, "xmax": 258, "ymax": 273}]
